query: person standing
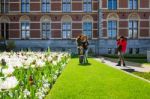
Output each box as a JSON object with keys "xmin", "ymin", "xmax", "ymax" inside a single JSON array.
[
  {"xmin": 76, "ymin": 34, "xmax": 84, "ymax": 64},
  {"xmin": 82, "ymin": 36, "xmax": 89, "ymax": 63},
  {"xmin": 116, "ymin": 36, "xmax": 127, "ymax": 66},
  {"xmin": 76, "ymin": 35, "xmax": 83, "ymax": 55}
]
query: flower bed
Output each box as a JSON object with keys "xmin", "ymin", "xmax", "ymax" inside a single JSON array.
[{"xmin": 0, "ymin": 51, "xmax": 70, "ymax": 99}]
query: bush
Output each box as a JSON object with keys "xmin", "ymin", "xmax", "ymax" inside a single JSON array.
[{"xmin": 6, "ymin": 40, "xmax": 16, "ymax": 51}]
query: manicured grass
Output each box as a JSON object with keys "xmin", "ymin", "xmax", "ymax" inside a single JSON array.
[
  {"xmin": 126, "ymin": 58, "xmax": 148, "ymax": 64},
  {"xmin": 102, "ymin": 54, "xmax": 148, "ymax": 64},
  {"xmin": 133, "ymin": 72, "xmax": 150, "ymax": 80},
  {"xmin": 144, "ymin": 63, "xmax": 150, "ymax": 66},
  {"xmin": 46, "ymin": 58, "xmax": 150, "ymax": 99}
]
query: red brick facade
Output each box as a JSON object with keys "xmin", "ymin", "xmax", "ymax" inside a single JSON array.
[
  {"xmin": 0, "ymin": 0, "xmax": 150, "ymax": 40},
  {"xmin": 0, "ymin": 0, "xmax": 98, "ymax": 39},
  {"xmin": 101, "ymin": 0, "xmax": 150, "ymax": 39}
]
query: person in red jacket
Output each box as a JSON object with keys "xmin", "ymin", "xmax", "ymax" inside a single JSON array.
[{"xmin": 116, "ymin": 36, "xmax": 127, "ymax": 66}]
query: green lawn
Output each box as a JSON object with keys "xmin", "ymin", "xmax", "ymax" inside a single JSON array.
[
  {"xmin": 46, "ymin": 58, "xmax": 150, "ymax": 99},
  {"xmin": 102, "ymin": 54, "xmax": 149, "ymax": 64},
  {"xmin": 126, "ymin": 58, "xmax": 148, "ymax": 64},
  {"xmin": 133, "ymin": 72, "xmax": 150, "ymax": 81}
]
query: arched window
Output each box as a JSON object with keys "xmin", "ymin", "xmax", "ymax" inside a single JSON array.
[
  {"xmin": 0, "ymin": 16, "xmax": 10, "ymax": 40},
  {"xmin": 128, "ymin": 13, "xmax": 139, "ymax": 39},
  {"xmin": 61, "ymin": 15, "xmax": 72, "ymax": 39},
  {"xmin": 107, "ymin": 13, "xmax": 118, "ymax": 39},
  {"xmin": 20, "ymin": 16, "xmax": 30, "ymax": 39},
  {"xmin": 41, "ymin": 0, "xmax": 50, "ymax": 13},
  {"xmin": 83, "ymin": 15, "xmax": 93, "ymax": 38},
  {"xmin": 83, "ymin": 0, "xmax": 92, "ymax": 12},
  {"xmin": 40, "ymin": 16, "xmax": 51, "ymax": 39},
  {"xmin": 21, "ymin": 0, "xmax": 30, "ymax": 13},
  {"xmin": 62, "ymin": 0, "xmax": 71, "ymax": 12}
]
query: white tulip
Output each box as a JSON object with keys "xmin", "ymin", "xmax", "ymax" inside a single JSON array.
[
  {"xmin": 2, "ymin": 67, "xmax": 14, "ymax": 76},
  {"xmin": 0, "ymin": 76, "xmax": 18, "ymax": 90}
]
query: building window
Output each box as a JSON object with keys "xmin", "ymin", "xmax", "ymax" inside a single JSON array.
[
  {"xmin": 128, "ymin": 20, "xmax": 138, "ymax": 39},
  {"xmin": 21, "ymin": 21, "xmax": 30, "ymax": 39},
  {"xmin": 41, "ymin": 0, "xmax": 50, "ymax": 13},
  {"xmin": 83, "ymin": 22, "xmax": 92, "ymax": 38},
  {"xmin": 108, "ymin": 48, "xmax": 112, "ymax": 54},
  {"xmin": 83, "ymin": 0, "xmax": 92, "ymax": 12},
  {"xmin": 0, "ymin": 23, "xmax": 9, "ymax": 40},
  {"xmin": 62, "ymin": 23, "xmax": 71, "ymax": 39},
  {"xmin": 108, "ymin": 20, "xmax": 117, "ymax": 39},
  {"xmin": 62, "ymin": 0, "xmax": 71, "ymax": 12},
  {"xmin": 108, "ymin": 0, "xmax": 117, "ymax": 10},
  {"xmin": 115, "ymin": 48, "xmax": 118, "ymax": 54},
  {"xmin": 129, "ymin": 48, "xmax": 133, "ymax": 54},
  {"xmin": 129, "ymin": 0, "xmax": 138, "ymax": 10},
  {"xmin": 135, "ymin": 48, "xmax": 139, "ymax": 54},
  {"xmin": 41, "ymin": 22, "xmax": 51, "ymax": 39},
  {"xmin": 0, "ymin": 0, "xmax": 9, "ymax": 13},
  {"xmin": 21, "ymin": 0, "xmax": 30, "ymax": 13}
]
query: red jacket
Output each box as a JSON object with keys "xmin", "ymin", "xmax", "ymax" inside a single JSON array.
[{"xmin": 117, "ymin": 39, "xmax": 127, "ymax": 53}]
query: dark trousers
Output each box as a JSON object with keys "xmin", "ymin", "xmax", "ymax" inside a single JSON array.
[{"xmin": 118, "ymin": 51, "xmax": 125, "ymax": 64}]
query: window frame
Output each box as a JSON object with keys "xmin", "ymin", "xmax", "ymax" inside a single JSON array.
[
  {"xmin": 41, "ymin": 0, "xmax": 51, "ymax": 13},
  {"xmin": 128, "ymin": 20, "xmax": 138, "ymax": 39},
  {"xmin": 41, "ymin": 22, "xmax": 51, "ymax": 39},
  {"xmin": 62, "ymin": 22, "xmax": 72, "ymax": 39},
  {"xmin": 21, "ymin": 0, "xmax": 30, "ymax": 13},
  {"xmin": 0, "ymin": 0, "xmax": 9, "ymax": 13},
  {"xmin": 21, "ymin": 21, "xmax": 30, "ymax": 39},
  {"xmin": 108, "ymin": 0, "xmax": 117, "ymax": 10},
  {"xmin": 62, "ymin": 0, "xmax": 71, "ymax": 12},
  {"xmin": 108, "ymin": 20, "xmax": 117, "ymax": 39},
  {"xmin": 83, "ymin": 22, "xmax": 93, "ymax": 39},
  {"xmin": 83, "ymin": 0, "xmax": 92, "ymax": 12},
  {"xmin": 129, "ymin": 0, "xmax": 138, "ymax": 10}
]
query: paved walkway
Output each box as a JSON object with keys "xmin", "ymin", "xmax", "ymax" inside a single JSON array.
[{"xmin": 96, "ymin": 57, "xmax": 150, "ymax": 72}]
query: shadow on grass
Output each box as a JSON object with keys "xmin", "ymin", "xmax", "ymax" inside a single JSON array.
[{"xmin": 78, "ymin": 63, "xmax": 91, "ymax": 66}]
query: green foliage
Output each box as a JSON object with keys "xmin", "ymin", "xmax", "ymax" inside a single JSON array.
[
  {"xmin": 133, "ymin": 72, "xmax": 150, "ymax": 81},
  {"xmin": 0, "ymin": 53, "xmax": 70, "ymax": 99},
  {"xmin": 126, "ymin": 59, "xmax": 148, "ymax": 63},
  {"xmin": 102, "ymin": 54, "xmax": 147, "ymax": 59},
  {"xmin": 47, "ymin": 47, "xmax": 51, "ymax": 55},
  {"xmin": 88, "ymin": 48, "xmax": 94, "ymax": 56},
  {"xmin": 6, "ymin": 40, "xmax": 16, "ymax": 51}
]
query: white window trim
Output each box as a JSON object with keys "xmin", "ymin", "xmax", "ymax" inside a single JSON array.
[
  {"xmin": 82, "ymin": 19, "xmax": 93, "ymax": 39},
  {"xmin": 61, "ymin": 22, "xmax": 72, "ymax": 39},
  {"xmin": 83, "ymin": 0, "xmax": 93, "ymax": 12},
  {"xmin": 40, "ymin": 21, "xmax": 51, "ymax": 39},
  {"xmin": 107, "ymin": 19, "xmax": 118, "ymax": 39},
  {"xmin": 20, "ymin": 20, "xmax": 30, "ymax": 39},
  {"xmin": 128, "ymin": 19, "xmax": 140, "ymax": 39},
  {"xmin": 62, "ymin": 0, "xmax": 72, "ymax": 13},
  {"xmin": 21, "ymin": 0, "xmax": 30, "ymax": 13},
  {"xmin": 41, "ymin": 0, "xmax": 51, "ymax": 13},
  {"xmin": 107, "ymin": 0, "xmax": 119, "ymax": 10},
  {"xmin": 0, "ymin": 0, "xmax": 9, "ymax": 13}
]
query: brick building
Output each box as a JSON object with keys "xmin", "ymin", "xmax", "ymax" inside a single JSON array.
[
  {"xmin": 0, "ymin": 0, "xmax": 150, "ymax": 54},
  {"xmin": 99, "ymin": 0, "xmax": 150, "ymax": 54}
]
